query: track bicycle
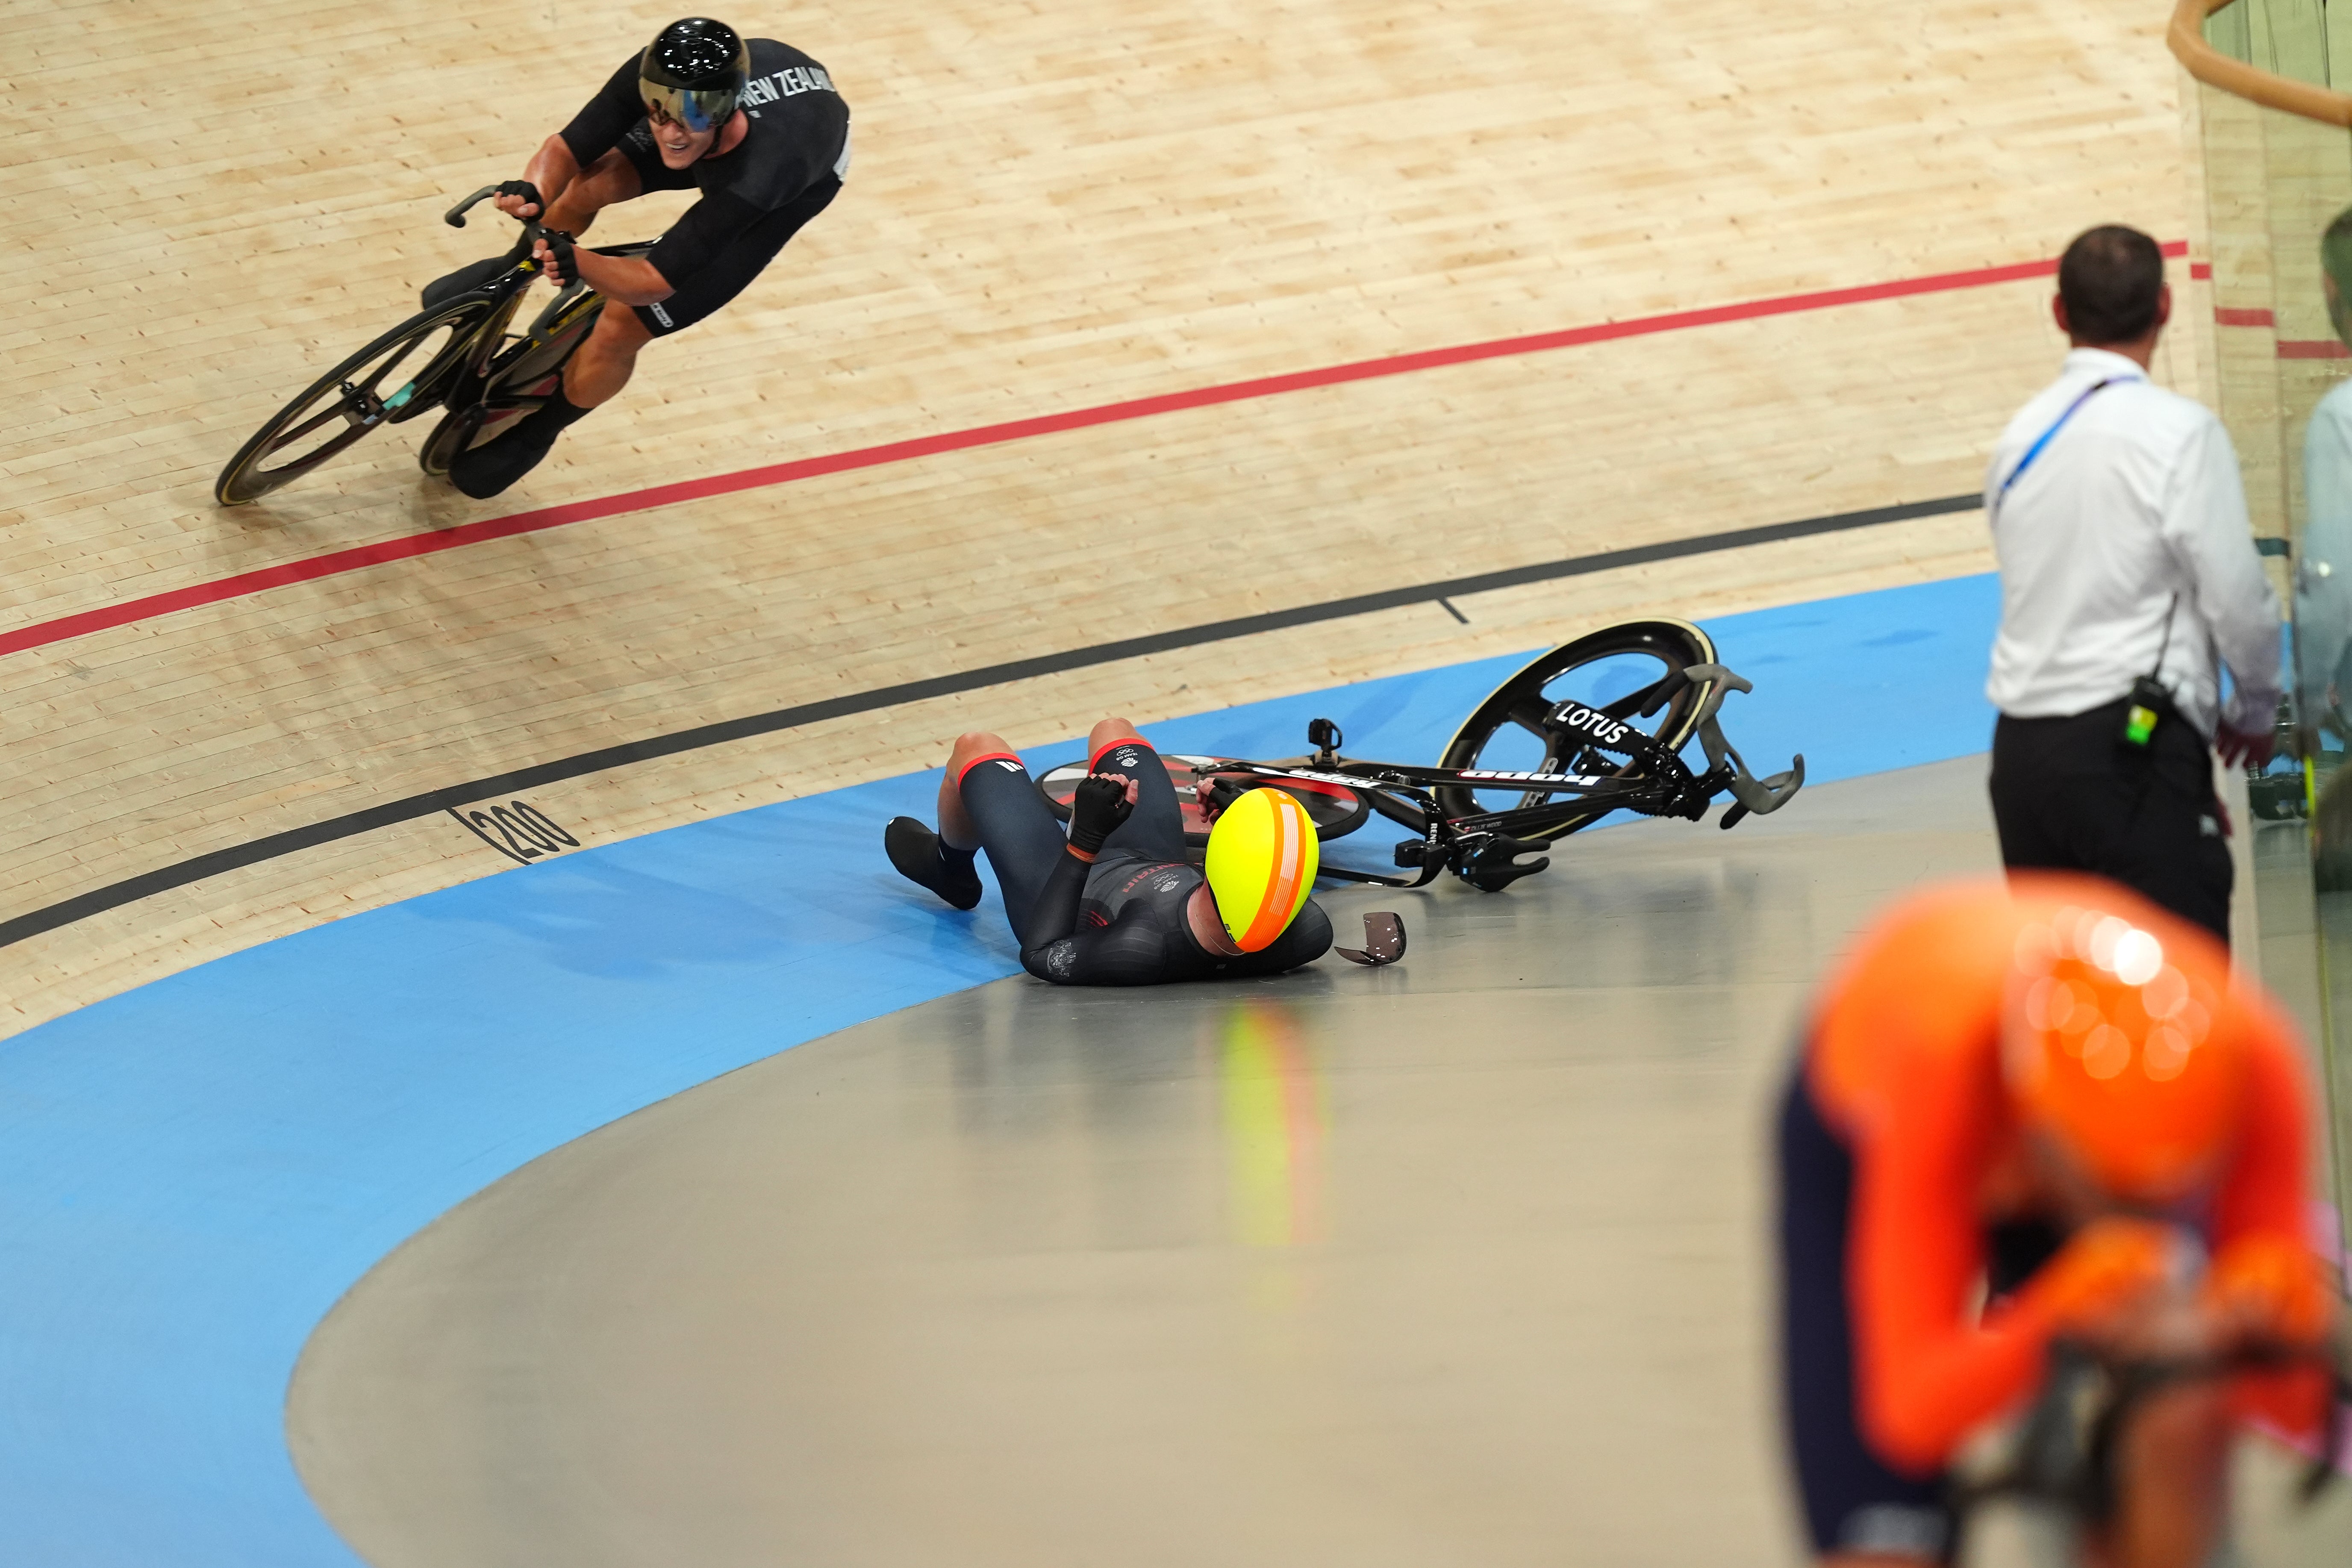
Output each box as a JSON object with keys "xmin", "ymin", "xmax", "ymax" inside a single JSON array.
[
  {"xmin": 1037, "ymin": 618, "xmax": 1806, "ymax": 892},
  {"xmin": 1952, "ymin": 1334, "xmax": 2349, "ymax": 1560},
  {"xmin": 214, "ymin": 186, "xmax": 646, "ymax": 505}
]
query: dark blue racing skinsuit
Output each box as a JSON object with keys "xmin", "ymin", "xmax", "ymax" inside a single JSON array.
[{"xmin": 954, "ymin": 741, "xmax": 1331, "ymax": 986}]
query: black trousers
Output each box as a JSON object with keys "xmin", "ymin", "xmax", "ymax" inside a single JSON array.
[{"xmin": 1987, "ymin": 697, "xmax": 2233, "ymax": 943}]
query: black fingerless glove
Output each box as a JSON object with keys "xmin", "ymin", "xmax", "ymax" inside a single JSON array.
[
  {"xmin": 539, "ymin": 229, "xmax": 578, "ymax": 288},
  {"xmin": 495, "ymin": 179, "xmax": 545, "ymax": 215},
  {"xmin": 1067, "ymin": 774, "xmax": 1134, "ymax": 855}
]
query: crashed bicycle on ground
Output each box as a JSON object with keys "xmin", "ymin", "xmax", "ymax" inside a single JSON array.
[{"xmin": 1039, "ymin": 618, "xmax": 1806, "ymax": 892}]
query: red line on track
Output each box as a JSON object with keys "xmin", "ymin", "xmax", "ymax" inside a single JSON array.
[{"xmin": 1, "ymin": 241, "xmax": 2187, "ymax": 661}]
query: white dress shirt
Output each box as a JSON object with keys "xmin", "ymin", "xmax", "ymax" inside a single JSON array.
[{"xmin": 1984, "ymin": 347, "xmax": 2282, "ymax": 738}]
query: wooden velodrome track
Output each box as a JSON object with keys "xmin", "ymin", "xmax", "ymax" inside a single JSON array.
[{"xmin": 5, "ymin": 0, "xmax": 2210, "ymax": 1035}]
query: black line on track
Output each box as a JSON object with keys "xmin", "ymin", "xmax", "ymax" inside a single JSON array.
[{"xmin": 3, "ymin": 492, "xmax": 1978, "ymax": 950}]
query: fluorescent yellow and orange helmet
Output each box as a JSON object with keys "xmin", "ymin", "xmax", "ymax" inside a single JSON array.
[{"xmin": 1203, "ymin": 787, "xmax": 1319, "ymax": 951}]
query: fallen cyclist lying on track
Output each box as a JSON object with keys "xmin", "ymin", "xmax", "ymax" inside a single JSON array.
[
  {"xmin": 887, "ymin": 718, "xmax": 1333, "ymax": 986},
  {"xmin": 882, "ymin": 620, "xmax": 1804, "ymax": 985}
]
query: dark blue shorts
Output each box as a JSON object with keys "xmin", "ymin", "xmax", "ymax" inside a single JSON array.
[
  {"xmin": 1776, "ymin": 1065, "xmax": 1957, "ymax": 1561},
  {"xmin": 955, "ymin": 740, "xmax": 1185, "ymax": 947}
]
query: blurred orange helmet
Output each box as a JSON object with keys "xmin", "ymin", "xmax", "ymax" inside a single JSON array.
[{"xmin": 2000, "ymin": 903, "xmax": 2247, "ymax": 1203}]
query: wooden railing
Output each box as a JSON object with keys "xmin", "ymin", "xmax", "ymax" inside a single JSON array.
[{"xmin": 2169, "ymin": 0, "xmax": 2352, "ymax": 124}]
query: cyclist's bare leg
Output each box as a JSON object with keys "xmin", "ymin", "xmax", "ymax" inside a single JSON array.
[
  {"xmin": 2087, "ymin": 1383, "xmax": 2229, "ymax": 1568},
  {"xmin": 560, "ymin": 303, "xmax": 651, "ymax": 409},
  {"xmin": 1087, "ymin": 716, "xmax": 1146, "ymax": 758},
  {"xmin": 939, "ymin": 731, "xmax": 1016, "ymax": 850},
  {"xmin": 937, "ymin": 717, "xmax": 1140, "ymax": 848},
  {"xmin": 533, "ymin": 148, "xmax": 654, "ymax": 409}
]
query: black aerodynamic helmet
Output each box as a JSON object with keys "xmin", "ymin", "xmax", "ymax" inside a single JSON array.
[{"xmin": 641, "ymin": 18, "xmax": 751, "ymax": 134}]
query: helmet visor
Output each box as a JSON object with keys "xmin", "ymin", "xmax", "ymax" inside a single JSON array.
[{"xmin": 642, "ymin": 80, "xmax": 736, "ymax": 134}]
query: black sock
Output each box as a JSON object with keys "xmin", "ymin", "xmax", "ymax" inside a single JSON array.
[
  {"xmin": 448, "ymin": 391, "xmax": 595, "ymax": 499},
  {"xmin": 530, "ymin": 388, "xmax": 596, "ymax": 431}
]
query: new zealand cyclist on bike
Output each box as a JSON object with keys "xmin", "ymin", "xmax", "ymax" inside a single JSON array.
[
  {"xmin": 885, "ymin": 718, "xmax": 1335, "ymax": 985},
  {"xmin": 427, "ymin": 17, "xmax": 850, "ymax": 498},
  {"xmin": 1778, "ymin": 876, "xmax": 2340, "ymax": 1568}
]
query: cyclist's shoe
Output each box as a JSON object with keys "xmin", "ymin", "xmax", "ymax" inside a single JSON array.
[
  {"xmin": 421, "ymin": 238, "xmax": 532, "ymax": 309},
  {"xmin": 447, "ymin": 392, "xmax": 592, "ymax": 499},
  {"xmin": 886, "ymin": 816, "xmax": 983, "ymax": 910}
]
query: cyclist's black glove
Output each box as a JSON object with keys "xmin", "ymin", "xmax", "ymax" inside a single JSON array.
[
  {"xmin": 538, "ymin": 229, "xmax": 578, "ymax": 288},
  {"xmin": 495, "ymin": 179, "xmax": 545, "ymax": 217},
  {"xmin": 1197, "ymin": 776, "xmax": 1248, "ymax": 821},
  {"xmin": 1067, "ymin": 774, "xmax": 1134, "ymax": 856}
]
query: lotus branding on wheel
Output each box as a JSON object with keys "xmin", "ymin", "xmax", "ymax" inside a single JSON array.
[
  {"xmin": 1548, "ymin": 702, "xmax": 1633, "ymax": 747},
  {"xmin": 1034, "ymin": 622, "xmax": 1805, "ymax": 894}
]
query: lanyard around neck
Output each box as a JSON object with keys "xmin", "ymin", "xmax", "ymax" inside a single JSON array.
[{"xmin": 1994, "ymin": 374, "xmax": 2140, "ymax": 514}]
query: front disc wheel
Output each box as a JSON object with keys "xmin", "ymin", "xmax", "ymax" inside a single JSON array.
[
  {"xmin": 1434, "ymin": 618, "xmax": 1717, "ymax": 831},
  {"xmin": 214, "ymin": 302, "xmax": 488, "ymax": 506}
]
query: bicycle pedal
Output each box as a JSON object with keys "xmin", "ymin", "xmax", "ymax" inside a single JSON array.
[
  {"xmin": 1463, "ymin": 857, "xmax": 1548, "ymax": 892},
  {"xmin": 1460, "ymin": 836, "xmax": 1549, "ymax": 892}
]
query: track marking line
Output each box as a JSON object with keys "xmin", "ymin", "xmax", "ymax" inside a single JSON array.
[
  {"xmin": 1, "ymin": 244, "xmax": 2179, "ymax": 662},
  {"xmin": 0, "ymin": 491, "xmax": 1982, "ymax": 948}
]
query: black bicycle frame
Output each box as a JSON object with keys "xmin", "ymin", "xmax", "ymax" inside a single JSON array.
[
  {"xmin": 432, "ymin": 186, "xmax": 656, "ymax": 418},
  {"xmin": 1953, "ymin": 1338, "xmax": 2349, "ymax": 1530},
  {"xmin": 1176, "ymin": 662, "xmax": 1801, "ymax": 890},
  {"xmin": 1192, "ymin": 729, "xmax": 1728, "ymax": 891}
]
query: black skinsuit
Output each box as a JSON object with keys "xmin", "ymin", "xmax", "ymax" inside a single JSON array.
[{"xmin": 957, "ymin": 741, "xmax": 1332, "ymax": 986}]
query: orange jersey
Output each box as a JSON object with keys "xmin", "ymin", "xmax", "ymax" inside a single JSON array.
[{"xmin": 1804, "ymin": 874, "xmax": 2317, "ymax": 1473}]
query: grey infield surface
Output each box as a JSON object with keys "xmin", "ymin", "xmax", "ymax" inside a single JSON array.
[{"xmin": 292, "ymin": 757, "xmax": 2348, "ymax": 1568}]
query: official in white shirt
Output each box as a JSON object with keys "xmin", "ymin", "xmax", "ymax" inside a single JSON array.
[{"xmin": 1985, "ymin": 225, "xmax": 2281, "ymax": 942}]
